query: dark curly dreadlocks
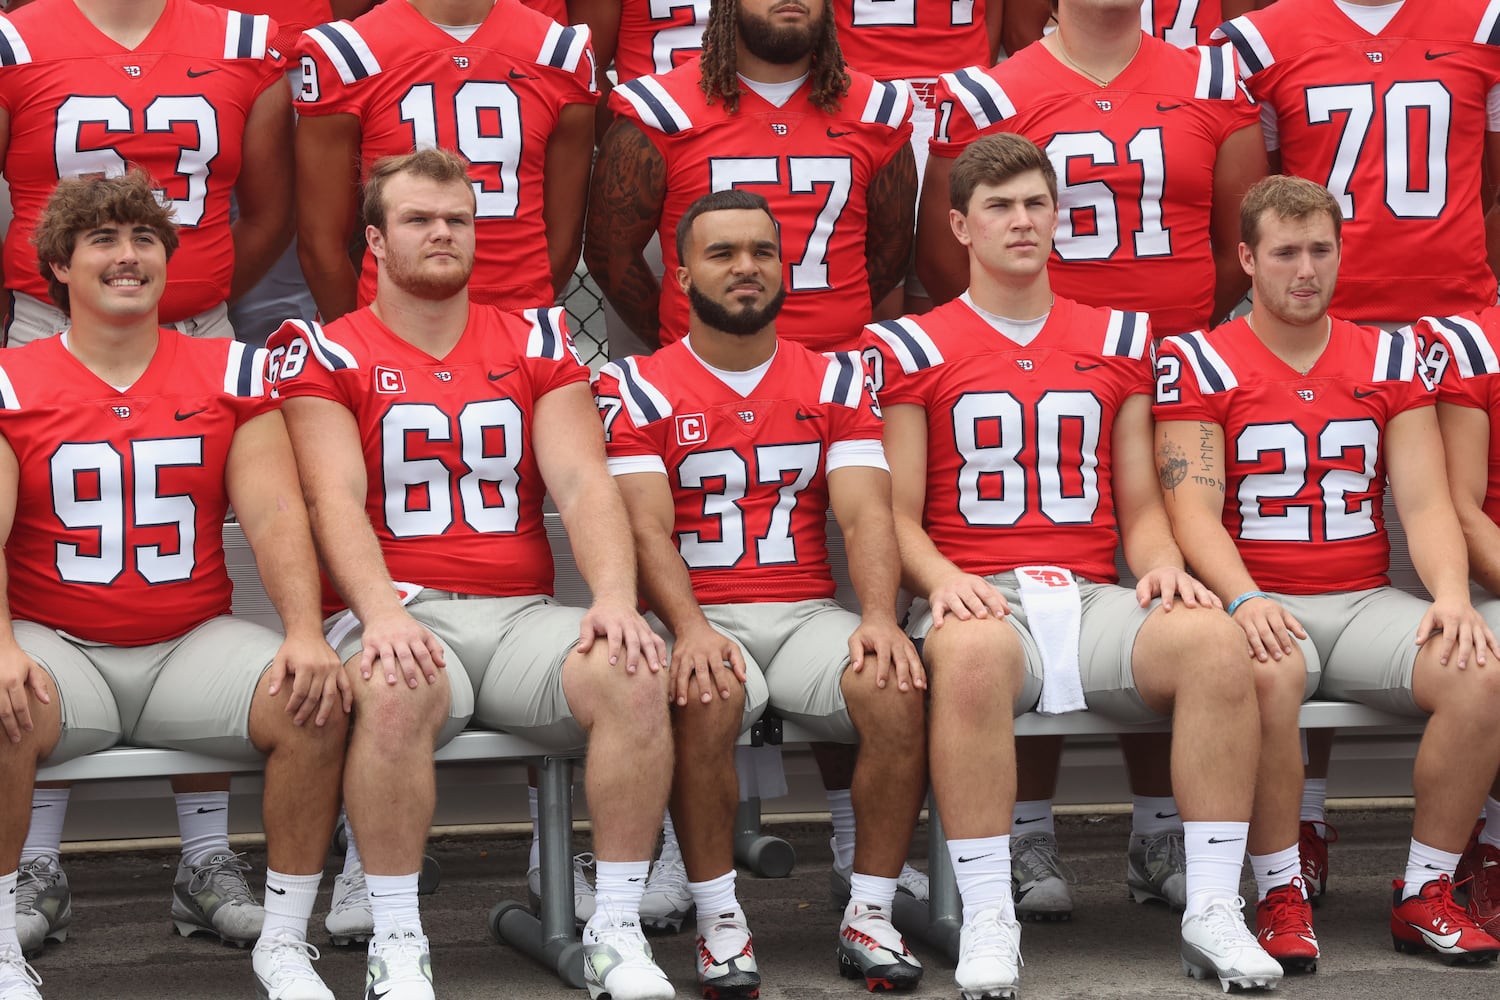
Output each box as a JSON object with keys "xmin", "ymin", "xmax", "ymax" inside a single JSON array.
[{"xmin": 697, "ymin": 0, "xmax": 850, "ymax": 115}]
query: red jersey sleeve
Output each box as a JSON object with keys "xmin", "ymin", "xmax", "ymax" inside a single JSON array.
[
  {"xmin": 1151, "ymin": 331, "xmax": 1226, "ymax": 424},
  {"xmin": 268, "ymin": 319, "xmax": 351, "ymax": 407},
  {"xmin": 824, "ymin": 350, "xmax": 885, "ymax": 445},
  {"xmin": 519, "ymin": 307, "xmax": 591, "ymax": 397},
  {"xmin": 594, "ymin": 360, "xmax": 669, "ymax": 462},
  {"xmin": 1419, "ymin": 313, "xmax": 1500, "ymax": 411},
  {"xmin": 858, "ymin": 319, "xmax": 936, "ymax": 409}
]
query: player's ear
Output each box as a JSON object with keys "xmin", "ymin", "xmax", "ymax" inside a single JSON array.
[
  {"xmin": 365, "ymin": 224, "xmax": 385, "ymax": 261},
  {"xmin": 948, "ymin": 207, "xmax": 971, "ymax": 248},
  {"xmin": 675, "ymin": 265, "xmax": 692, "ymax": 295},
  {"xmin": 49, "ymin": 260, "xmax": 71, "ymax": 284},
  {"xmin": 1237, "ymin": 241, "xmax": 1254, "ymax": 279}
]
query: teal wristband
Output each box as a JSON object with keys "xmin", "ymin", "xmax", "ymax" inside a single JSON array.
[{"xmin": 1226, "ymin": 590, "xmax": 1270, "ymax": 616}]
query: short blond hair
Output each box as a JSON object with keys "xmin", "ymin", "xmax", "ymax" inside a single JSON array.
[
  {"xmin": 1240, "ymin": 175, "xmax": 1342, "ymax": 250},
  {"xmin": 949, "ymin": 133, "xmax": 1057, "ymax": 212},
  {"xmin": 362, "ymin": 147, "xmax": 475, "ymax": 232}
]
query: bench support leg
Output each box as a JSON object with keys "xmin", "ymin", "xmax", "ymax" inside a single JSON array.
[
  {"xmin": 489, "ymin": 754, "xmax": 586, "ymax": 988},
  {"xmin": 732, "ymin": 797, "xmax": 796, "ymax": 878},
  {"xmin": 892, "ymin": 799, "xmax": 962, "ymax": 963}
]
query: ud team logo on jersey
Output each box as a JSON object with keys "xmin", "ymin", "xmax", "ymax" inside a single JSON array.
[
  {"xmin": 1296, "ymin": 389, "xmax": 1315, "ymax": 402},
  {"xmin": 676, "ymin": 413, "xmax": 706, "ymax": 445},
  {"xmin": 1095, "ymin": 99, "xmax": 1112, "ymax": 112},
  {"xmin": 452, "ymin": 56, "xmax": 470, "ymax": 69},
  {"xmin": 111, "ymin": 405, "xmax": 131, "ymax": 419},
  {"xmin": 375, "ymin": 367, "xmax": 406, "ymax": 394},
  {"xmin": 123, "ymin": 65, "xmax": 142, "ymax": 77},
  {"xmin": 737, "ymin": 410, "xmax": 755, "ymax": 424},
  {"xmin": 1016, "ymin": 359, "xmax": 1034, "ymax": 371}
]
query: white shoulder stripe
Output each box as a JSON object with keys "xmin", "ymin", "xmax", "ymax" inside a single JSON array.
[
  {"xmin": 1373, "ymin": 327, "xmax": 1417, "ymax": 383},
  {"xmin": 523, "ymin": 306, "xmax": 573, "ymax": 362},
  {"xmin": 223, "ymin": 12, "xmax": 270, "ymax": 59},
  {"xmin": 1193, "ymin": 45, "xmax": 1237, "ymax": 101},
  {"xmin": 615, "ymin": 76, "xmax": 692, "ymax": 135},
  {"xmin": 1478, "ymin": 0, "xmax": 1500, "ymax": 45},
  {"xmin": 0, "ymin": 364, "xmax": 19, "ymax": 410},
  {"xmin": 867, "ymin": 318, "xmax": 943, "ymax": 374},
  {"xmin": 1166, "ymin": 332, "xmax": 1238, "ymax": 394},
  {"xmin": 819, "ymin": 351, "xmax": 866, "ymax": 408},
  {"xmin": 539, "ymin": 21, "xmax": 591, "ymax": 73},
  {"xmin": 601, "ymin": 358, "xmax": 673, "ymax": 426},
  {"xmin": 1215, "ymin": 15, "xmax": 1272, "ymax": 78},
  {"xmin": 0, "ymin": 16, "xmax": 32, "ymax": 66},
  {"xmin": 941, "ymin": 67, "xmax": 1015, "ymax": 131},
  {"xmin": 305, "ymin": 21, "xmax": 381, "ymax": 86},
  {"xmin": 860, "ymin": 80, "xmax": 910, "ymax": 129},
  {"xmin": 1424, "ymin": 315, "xmax": 1500, "ymax": 380},
  {"xmin": 1103, "ymin": 310, "xmax": 1148, "ymax": 360},
  {"xmin": 223, "ymin": 341, "xmax": 271, "ymax": 397},
  {"xmin": 287, "ymin": 319, "xmax": 359, "ymax": 372}
]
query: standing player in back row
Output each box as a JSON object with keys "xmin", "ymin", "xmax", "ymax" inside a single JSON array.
[
  {"xmin": 586, "ymin": 0, "xmax": 918, "ymax": 352},
  {"xmin": 293, "ymin": 0, "xmax": 598, "ymax": 321}
]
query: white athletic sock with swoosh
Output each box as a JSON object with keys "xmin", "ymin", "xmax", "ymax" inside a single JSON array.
[
  {"xmin": 367, "ymin": 872, "xmax": 422, "ymax": 939},
  {"xmin": 593, "ymin": 860, "xmax": 649, "ymax": 924},
  {"xmin": 1011, "ymin": 800, "xmax": 1054, "ymax": 837},
  {"xmin": 1249, "ymin": 845, "xmax": 1304, "ymax": 901},
  {"xmin": 1403, "ymin": 839, "xmax": 1460, "ymax": 899},
  {"xmin": 1183, "ymin": 821, "xmax": 1248, "ymax": 919},
  {"xmin": 176, "ymin": 791, "xmax": 232, "ymax": 864},
  {"xmin": 947, "ymin": 835, "xmax": 1013, "ymax": 924},
  {"xmin": 0, "ymin": 871, "xmax": 19, "ymax": 956},
  {"xmin": 1132, "ymin": 796, "xmax": 1183, "ymax": 838},
  {"xmin": 259, "ymin": 870, "xmax": 320, "ymax": 945},
  {"xmin": 20, "ymin": 787, "xmax": 68, "ymax": 866}
]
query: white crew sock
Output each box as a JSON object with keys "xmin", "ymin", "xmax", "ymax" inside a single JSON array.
[
  {"xmin": 947, "ymin": 835, "xmax": 1013, "ymax": 924},
  {"xmin": 1248, "ymin": 845, "xmax": 1303, "ymax": 902},
  {"xmin": 661, "ymin": 812, "xmax": 681, "ymax": 859},
  {"xmin": 0, "ymin": 871, "xmax": 19, "ymax": 955},
  {"xmin": 342, "ymin": 808, "xmax": 363, "ymax": 879},
  {"xmin": 20, "ymin": 788, "xmax": 69, "ymax": 865},
  {"xmin": 689, "ymin": 871, "xmax": 740, "ymax": 932},
  {"xmin": 1482, "ymin": 798, "xmax": 1500, "ymax": 850},
  {"xmin": 1011, "ymin": 800, "xmax": 1054, "ymax": 837},
  {"xmin": 828, "ymin": 789, "xmax": 856, "ymax": 869},
  {"xmin": 175, "ymin": 791, "xmax": 232, "ymax": 864},
  {"xmin": 593, "ymin": 860, "xmax": 649, "ymax": 922},
  {"xmin": 367, "ymin": 872, "xmax": 422, "ymax": 938},
  {"xmin": 260, "ymin": 870, "xmax": 320, "ymax": 944},
  {"xmin": 1300, "ymin": 779, "xmax": 1328, "ymax": 824},
  {"xmin": 1132, "ymin": 796, "xmax": 1183, "ymax": 838},
  {"xmin": 1403, "ymin": 839, "xmax": 1461, "ymax": 899},
  {"xmin": 528, "ymin": 785, "xmax": 540, "ymax": 870},
  {"xmin": 1183, "ymin": 821, "xmax": 1247, "ymax": 918},
  {"xmin": 849, "ymin": 873, "xmax": 898, "ymax": 911}
]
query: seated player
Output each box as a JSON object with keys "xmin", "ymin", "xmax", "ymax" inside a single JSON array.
[
  {"xmin": 864, "ymin": 133, "xmax": 1278, "ymax": 996},
  {"xmin": 271, "ymin": 148, "xmax": 675, "ymax": 1000},
  {"xmin": 596, "ymin": 189, "xmax": 928, "ymax": 996},
  {"xmin": 1155, "ymin": 174, "xmax": 1500, "ymax": 969},
  {"xmin": 0, "ymin": 172, "xmax": 346, "ymax": 1000}
]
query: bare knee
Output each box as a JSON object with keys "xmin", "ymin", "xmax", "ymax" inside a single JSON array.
[
  {"xmin": 925, "ymin": 619, "xmax": 1024, "ymax": 715},
  {"xmin": 351, "ymin": 667, "xmax": 450, "ymax": 747},
  {"xmin": 569, "ymin": 646, "xmax": 671, "ymax": 738},
  {"xmin": 843, "ymin": 663, "xmax": 925, "ymax": 734}
]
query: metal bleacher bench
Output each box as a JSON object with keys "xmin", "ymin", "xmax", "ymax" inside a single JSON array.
[{"xmin": 35, "ymin": 506, "xmax": 1429, "ymax": 986}]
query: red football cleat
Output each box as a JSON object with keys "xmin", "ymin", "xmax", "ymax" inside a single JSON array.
[
  {"xmin": 1256, "ymin": 879, "xmax": 1319, "ymax": 973},
  {"xmin": 1298, "ymin": 820, "xmax": 1338, "ymax": 903},
  {"xmin": 1391, "ymin": 875, "xmax": 1500, "ymax": 965},
  {"xmin": 1464, "ymin": 843, "xmax": 1500, "ymax": 937},
  {"xmin": 1455, "ymin": 819, "xmax": 1486, "ymax": 891}
]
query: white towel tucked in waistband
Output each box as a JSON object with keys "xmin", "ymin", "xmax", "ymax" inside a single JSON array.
[
  {"xmin": 1015, "ymin": 566, "xmax": 1086, "ymax": 715},
  {"xmin": 326, "ymin": 581, "xmax": 425, "ymax": 649}
]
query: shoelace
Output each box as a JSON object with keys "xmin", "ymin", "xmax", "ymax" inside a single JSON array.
[
  {"xmin": 574, "ymin": 852, "xmax": 597, "ymax": 894},
  {"xmin": 1199, "ymin": 897, "xmax": 1255, "ymax": 949},
  {"xmin": 0, "ymin": 946, "xmax": 42, "ymax": 989},
  {"xmin": 964, "ymin": 911, "xmax": 1023, "ymax": 966},
  {"xmin": 647, "ymin": 854, "xmax": 688, "ymax": 895},
  {"xmin": 1261, "ymin": 884, "xmax": 1312, "ymax": 934},
  {"xmin": 13, "ymin": 860, "xmax": 56, "ymax": 912},
  {"xmin": 847, "ymin": 906, "xmax": 908, "ymax": 952},
  {"xmin": 1141, "ymin": 832, "xmax": 1186, "ymax": 878},
  {"xmin": 331, "ymin": 872, "xmax": 368, "ymax": 911},
  {"xmin": 260, "ymin": 935, "xmax": 324, "ymax": 985},
  {"xmin": 187, "ymin": 851, "xmax": 257, "ymax": 904},
  {"xmin": 1014, "ymin": 837, "xmax": 1078, "ymax": 886},
  {"xmin": 373, "ymin": 931, "xmax": 430, "ymax": 983},
  {"xmin": 1413, "ymin": 875, "xmax": 1478, "ymax": 925}
]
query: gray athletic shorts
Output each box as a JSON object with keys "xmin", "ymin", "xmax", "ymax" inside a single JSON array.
[
  {"xmin": 5, "ymin": 291, "xmax": 234, "ymax": 347},
  {"xmin": 21, "ymin": 616, "xmax": 279, "ymax": 766},
  {"xmin": 908, "ymin": 571, "xmax": 1166, "ymax": 722},
  {"xmin": 659, "ymin": 600, "xmax": 859, "ymax": 742},
  {"xmin": 329, "ymin": 589, "xmax": 585, "ymax": 749},
  {"xmin": 1275, "ymin": 588, "xmax": 1429, "ymax": 717}
]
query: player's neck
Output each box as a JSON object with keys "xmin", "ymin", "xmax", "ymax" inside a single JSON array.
[
  {"xmin": 1045, "ymin": 9, "xmax": 1142, "ymax": 86},
  {"xmin": 410, "ymin": 0, "xmax": 494, "ymax": 27},
  {"xmin": 965, "ymin": 268, "xmax": 1054, "ymax": 324},
  {"xmin": 685, "ymin": 324, "xmax": 777, "ymax": 372},
  {"xmin": 1246, "ymin": 310, "xmax": 1332, "ymax": 375},
  {"xmin": 64, "ymin": 317, "xmax": 161, "ymax": 388},
  {"xmin": 734, "ymin": 42, "xmax": 813, "ymax": 86},
  {"xmin": 370, "ymin": 291, "xmax": 470, "ymax": 359},
  {"xmin": 73, "ymin": 0, "xmax": 168, "ymax": 49}
]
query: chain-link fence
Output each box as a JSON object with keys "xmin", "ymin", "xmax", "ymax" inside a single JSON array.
[{"xmin": 560, "ymin": 265, "xmax": 612, "ymax": 372}]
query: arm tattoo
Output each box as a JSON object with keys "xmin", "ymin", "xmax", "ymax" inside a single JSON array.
[
  {"xmin": 1157, "ymin": 438, "xmax": 1188, "ymax": 495},
  {"xmin": 584, "ymin": 120, "xmax": 667, "ymax": 347},
  {"xmin": 1198, "ymin": 421, "xmax": 1216, "ymax": 473},
  {"xmin": 864, "ymin": 142, "xmax": 917, "ymax": 305}
]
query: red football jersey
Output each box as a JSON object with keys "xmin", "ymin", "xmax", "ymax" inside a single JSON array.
[
  {"xmin": 610, "ymin": 59, "xmax": 913, "ymax": 352},
  {"xmin": 216, "ymin": 0, "xmax": 331, "ymax": 50},
  {"xmin": 294, "ymin": 0, "xmax": 596, "ymax": 309},
  {"xmin": 269, "ymin": 304, "xmax": 587, "ymax": 615},
  {"xmin": 1217, "ymin": 0, "xmax": 1500, "ymax": 322},
  {"xmin": 0, "ymin": 333, "xmax": 273, "ymax": 646},
  {"xmin": 833, "ymin": 0, "xmax": 989, "ymax": 81},
  {"xmin": 523, "ymin": 0, "xmax": 569, "ymax": 24},
  {"xmin": 1142, "ymin": 0, "xmax": 1224, "ymax": 49},
  {"xmin": 613, "ymin": 0, "xmax": 706, "ymax": 82},
  {"xmin": 0, "ymin": 0, "xmax": 285, "ymax": 322},
  {"xmin": 596, "ymin": 341, "xmax": 882, "ymax": 606},
  {"xmin": 931, "ymin": 37, "xmax": 1255, "ymax": 337},
  {"xmin": 861, "ymin": 296, "xmax": 1151, "ymax": 583},
  {"xmin": 1417, "ymin": 310, "xmax": 1500, "ymax": 525},
  {"xmin": 1153, "ymin": 317, "xmax": 1432, "ymax": 594}
]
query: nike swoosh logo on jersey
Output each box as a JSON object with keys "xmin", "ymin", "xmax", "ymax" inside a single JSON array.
[
  {"xmin": 195, "ymin": 806, "xmax": 226, "ymax": 814},
  {"xmin": 489, "ymin": 367, "xmax": 518, "ymax": 380},
  {"xmin": 956, "ymin": 854, "xmax": 993, "ymax": 863},
  {"xmin": 795, "ymin": 410, "xmax": 822, "ymax": 420},
  {"xmin": 1156, "ymin": 102, "xmax": 1184, "ymax": 111},
  {"xmin": 175, "ymin": 408, "xmax": 209, "ymax": 420},
  {"xmin": 1075, "ymin": 361, "xmax": 1104, "ymax": 371},
  {"xmin": 1425, "ymin": 50, "xmax": 1457, "ymax": 60},
  {"xmin": 1207, "ymin": 836, "xmax": 1243, "ymax": 844},
  {"xmin": 1354, "ymin": 388, "xmax": 1379, "ymax": 398},
  {"xmin": 1410, "ymin": 923, "xmax": 1463, "ymax": 950},
  {"xmin": 186, "ymin": 67, "xmax": 218, "ymax": 77},
  {"xmin": 827, "ymin": 127, "xmax": 853, "ymax": 138},
  {"xmin": 509, "ymin": 68, "xmax": 535, "ymax": 80}
]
